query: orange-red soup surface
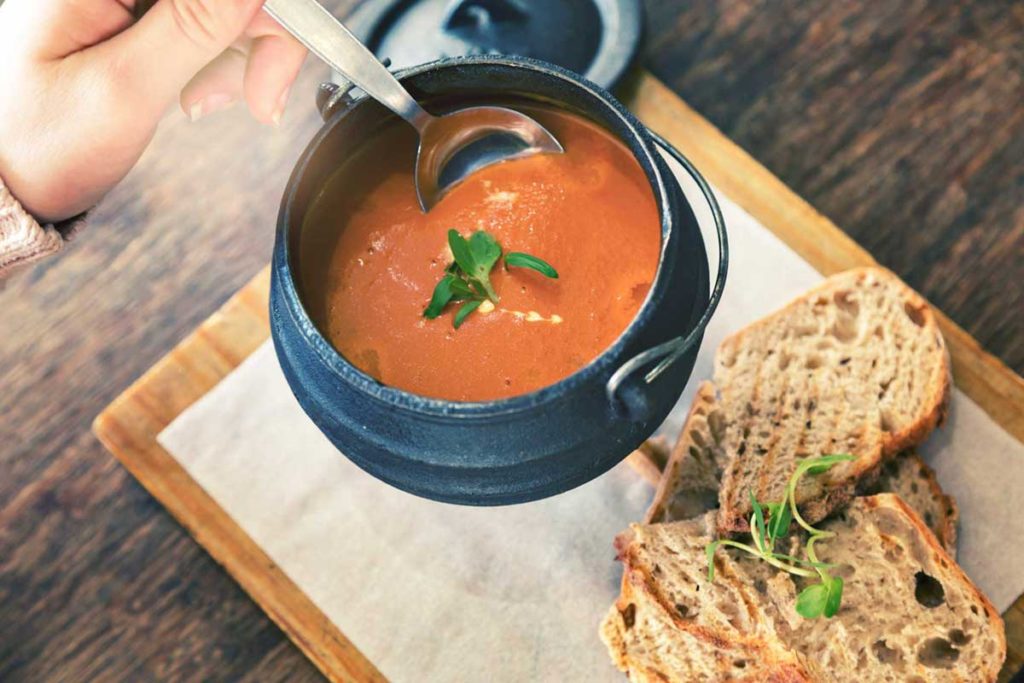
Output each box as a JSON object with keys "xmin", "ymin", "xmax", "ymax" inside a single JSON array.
[{"xmin": 300, "ymin": 107, "xmax": 660, "ymax": 402}]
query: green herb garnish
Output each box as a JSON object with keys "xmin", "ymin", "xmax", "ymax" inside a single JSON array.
[
  {"xmin": 423, "ymin": 229, "xmax": 558, "ymax": 328},
  {"xmin": 505, "ymin": 252, "xmax": 559, "ymax": 279},
  {"xmin": 704, "ymin": 454, "xmax": 856, "ymax": 619},
  {"xmin": 453, "ymin": 299, "xmax": 483, "ymax": 329}
]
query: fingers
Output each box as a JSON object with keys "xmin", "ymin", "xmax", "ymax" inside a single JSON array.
[
  {"xmin": 101, "ymin": 0, "xmax": 266, "ymax": 116},
  {"xmin": 180, "ymin": 46, "xmax": 247, "ymax": 121},
  {"xmin": 178, "ymin": 30, "xmax": 306, "ymax": 125},
  {"xmin": 112, "ymin": 0, "xmax": 305, "ymax": 124},
  {"xmin": 243, "ymin": 32, "xmax": 306, "ymax": 125}
]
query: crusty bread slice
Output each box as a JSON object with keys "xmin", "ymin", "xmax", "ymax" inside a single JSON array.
[
  {"xmin": 712, "ymin": 267, "xmax": 951, "ymax": 532},
  {"xmin": 601, "ymin": 494, "xmax": 1005, "ymax": 682},
  {"xmin": 645, "ymin": 381, "xmax": 959, "ymax": 555},
  {"xmin": 601, "ymin": 512, "xmax": 814, "ymax": 682},
  {"xmin": 868, "ymin": 451, "xmax": 959, "ymax": 557},
  {"xmin": 645, "ymin": 381, "xmax": 726, "ymax": 524},
  {"xmin": 774, "ymin": 494, "xmax": 999, "ymax": 680}
]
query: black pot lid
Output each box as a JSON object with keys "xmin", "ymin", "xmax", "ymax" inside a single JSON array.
[{"xmin": 343, "ymin": 0, "xmax": 643, "ymax": 91}]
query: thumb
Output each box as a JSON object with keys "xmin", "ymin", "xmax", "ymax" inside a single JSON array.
[{"xmin": 103, "ymin": 0, "xmax": 266, "ymax": 115}]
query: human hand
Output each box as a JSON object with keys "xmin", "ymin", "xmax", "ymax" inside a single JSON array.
[{"xmin": 0, "ymin": 0, "xmax": 307, "ymax": 222}]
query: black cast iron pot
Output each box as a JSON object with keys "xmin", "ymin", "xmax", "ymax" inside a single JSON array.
[{"xmin": 270, "ymin": 56, "xmax": 727, "ymax": 505}]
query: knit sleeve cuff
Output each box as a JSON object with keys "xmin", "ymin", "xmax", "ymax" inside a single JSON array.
[{"xmin": 0, "ymin": 177, "xmax": 83, "ymax": 278}]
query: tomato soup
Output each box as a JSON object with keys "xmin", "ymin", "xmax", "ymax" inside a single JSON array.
[{"xmin": 300, "ymin": 106, "xmax": 661, "ymax": 401}]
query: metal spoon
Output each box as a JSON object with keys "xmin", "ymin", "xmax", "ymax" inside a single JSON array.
[{"xmin": 263, "ymin": 0, "xmax": 564, "ymax": 212}]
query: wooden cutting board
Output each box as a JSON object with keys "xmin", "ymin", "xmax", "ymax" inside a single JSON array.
[{"xmin": 93, "ymin": 69, "xmax": 1024, "ymax": 682}]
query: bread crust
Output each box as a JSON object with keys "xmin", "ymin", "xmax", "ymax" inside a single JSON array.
[
  {"xmin": 864, "ymin": 450, "xmax": 959, "ymax": 555},
  {"xmin": 876, "ymin": 276, "xmax": 952, "ymax": 453},
  {"xmin": 626, "ymin": 438, "xmax": 671, "ymax": 488}
]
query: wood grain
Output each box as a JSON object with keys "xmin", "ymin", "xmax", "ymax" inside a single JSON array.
[
  {"xmin": 93, "ymin": 269, "xmax": 385, "ymax": 683},
  {"xmin": 644, "ymin": 0, "xmax": 1024, "ymax": 375},
  {"xmin": 1, "ymin": 1, "xmax": 1021, "ymax": 680},
  {"xmin": 0, "ymin": 9, "xmax": 353, "ymax": 679}
]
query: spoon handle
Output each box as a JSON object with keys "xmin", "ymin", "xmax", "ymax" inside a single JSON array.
[{"xmin": 263, "ymin": 0, "xmax": 432, "ymax": 130}]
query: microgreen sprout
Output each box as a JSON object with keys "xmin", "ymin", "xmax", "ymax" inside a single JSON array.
[{"xmin": 705, "ymin": 454, "xmax": 856, "ymax": 618}]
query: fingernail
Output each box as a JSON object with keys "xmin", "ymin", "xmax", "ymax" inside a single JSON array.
[
  {"xmin": 271, "ymin": 86, "xmax": 291, "ymax": 127},
  {"xmin": 188, "ymin": 93, "xmax": 235, "ymax": 122}
]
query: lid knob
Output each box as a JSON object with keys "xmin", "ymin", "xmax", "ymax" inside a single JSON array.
[{"xmin": 444, "ymin": 0, "xmax": 529, "ymax": 33}]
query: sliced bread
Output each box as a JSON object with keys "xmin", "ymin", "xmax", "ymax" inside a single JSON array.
[
  {"xmin": 645, "ymin": 381, "xmax": 726, "ymax": 524},
  {"xmin": 601, "ymin": 494, "xmax": 1005, "ymax": 682},
  {"xmin": 711, "ymin": 267, "xmax": 951, "ymax": 532},
  {"xmin": 601, "ymin": 512, "xmax": 813, "ymax": 682},
  {"xmin": 645, "ymin": 380, "xmax": 959, "ymax": 554},
  {"xmin": 868, "ymin": 451, "xmax": 959, "ymax": 557}
]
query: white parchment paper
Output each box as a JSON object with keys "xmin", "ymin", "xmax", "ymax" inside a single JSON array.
[{"xmin": 159, "ymin": 155, "xmax": 1024, "ymax": 682}]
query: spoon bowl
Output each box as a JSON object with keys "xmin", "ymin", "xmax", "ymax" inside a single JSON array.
[
  {"xmin": 415, "ymin": 105, "xmax": 563, "ymax": 210},
  {"xmin": 264, "ymin": 0, "xmax": 562, "ymax": 212}
]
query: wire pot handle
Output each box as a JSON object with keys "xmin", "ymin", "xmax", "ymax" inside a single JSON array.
[{"xmin": 606, "ymin": 131, "xmax": 728, "ymax": 421}]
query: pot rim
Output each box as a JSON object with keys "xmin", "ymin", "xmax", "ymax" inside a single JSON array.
[{"xmin": 274, "ymin": 55, "xmax": 688, "ymax": 417}]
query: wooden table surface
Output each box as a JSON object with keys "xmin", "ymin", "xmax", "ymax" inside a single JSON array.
[{"xmin": 1, "ymin": 1, "xmax": 1020, "ymax": 680}]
